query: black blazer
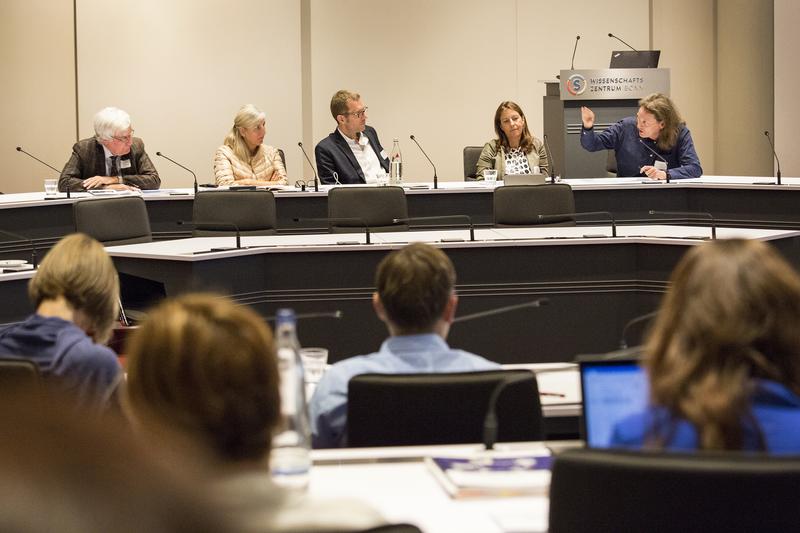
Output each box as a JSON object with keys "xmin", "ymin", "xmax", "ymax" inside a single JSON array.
[{"xmin": 314, "ymin": 126, "xmax": 390, "ymax": 184}]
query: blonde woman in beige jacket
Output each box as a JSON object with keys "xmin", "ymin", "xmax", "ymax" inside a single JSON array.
[{"xmin": 213, "ymin": 105, "xmax": 288, "ymax": 186}]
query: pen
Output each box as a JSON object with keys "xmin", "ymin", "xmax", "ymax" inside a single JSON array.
[{"xmin": 540, "ymin": 391, "xmax": 567, "ymax": 398}]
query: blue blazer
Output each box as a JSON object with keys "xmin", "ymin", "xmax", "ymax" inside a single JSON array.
[{"xmin": 314, "ymin": 126, "xmax": 390, "ymax": 184}]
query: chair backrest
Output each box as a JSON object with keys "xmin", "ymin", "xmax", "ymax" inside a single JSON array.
[
  {"xmin": 463, "ymin": 146, "xmax": 483, "ymax": 180},
  {"xmin": 347, "ymin": 369, "xmax": 543, "ymax": 447},
  {"xmin": 493, "ymin": 184, "xmax": 576, "ymax": 227},
  {"xmin": 0, "ymin": 358, "xmax": 41, "ymax": 391},
  {"xmin": 73, "ymin": 196, "xmax": 152, "ymax": 246},
  {"xmin": 327, "ymin": 186, "xmax": 408, "ymax": 233},
  {"xmin": 606, "ymin": 150, "xmax": 617, "ymax": 175},
  {"xmin": 548, "ymin": 448, "xmax": 800, "ymax": 533},
  {"xmin": 277, "ymin": 148, "xmax": 286, "ymax": 169},
  {"xmin": 192, "ymin": 191, "xmax": 277, "ymax": 236}
]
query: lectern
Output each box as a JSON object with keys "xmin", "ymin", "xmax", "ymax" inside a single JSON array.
[{"xmin": 543, "ymin": 68, "xmax": 670, "ymax": 178}]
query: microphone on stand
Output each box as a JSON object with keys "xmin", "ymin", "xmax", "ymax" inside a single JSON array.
[
  {"xmin": 294, "ymin": 217, "xmax": 372, "ymax": 244},
  {"xmin": 764, "ymin": 131, "xmax": 782, "ymax": 185},
  {"xmin": 619, "ymin": 310, "xmax": 658, "ymax": 349},
  {"xmin": 265, "ymin": 310, "xmax": 343, "ymax": 323},
  {"xmin": 570, "ymin": 35, "xmax": 581, "ymax": 69},
  {"xmin": 156, "ymin": 152, "xmax": 198, "ymax": 194},
  {"xmin": 298, "ymin": 142, "xmax": 319, "ymax": 192},
  {"xmin": 453, "ymin": 298, "xmax": 549, "ymax": 324},
  {"xmin": 537, "ymin": 211, "xmax": 617, "ymax": 237},
  {"xmin": 638, "ymin": 139, "xmax": 670, "ymax": 183},
  {"xmin": 0, "ymin": 229, "xmax": 38, "ymax": 269},
  {"xmin": 409, "ymin": 135, "xmax": 438, "ymax": 189},
  {"xmin": 16, "ymin": 146, "xmax": 70, "ymax": 198},
  {"xmin": 608, "ymin": 32, "xmax": 639, "ymax": 51},
  {"xmin": 542, "ymin": 134, "xmax": 558, "ymax": 183},
  {"xmin": 391, "ymin": 215, "xmax": 475, "ymax": 242},
  {"xmin": 648, "ymin": 210, "xmax": 716, "ymax": 240},
  {"xmin": 178, "ymin": 220, "xmax": 241, "ymax": 250}
]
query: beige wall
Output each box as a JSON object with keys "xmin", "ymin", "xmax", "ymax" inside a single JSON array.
[
  {"xmin": 775, "ymin": 0, "xmax": 799, "ymax": 177},
  {"xmin": 0, "ymin": 0, "xmax": 76, "ymax": 194}
]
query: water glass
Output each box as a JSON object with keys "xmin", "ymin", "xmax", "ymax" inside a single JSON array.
[
  {"xmin": 376, "ymin": 173, "xmax": 389, "ymax": 187},
  {"xmin": 299, "ymin": 347, "xmax": 329, "ymax": 383},
  {"xmin": 484, "ymin": 169, "xmax": 498, "ymax": 186},
  {"xmin": 44, "ymin": 178, "xmax": 57, "ymax": 196}
]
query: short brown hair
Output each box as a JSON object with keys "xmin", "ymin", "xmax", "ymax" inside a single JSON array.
[
  {"xmin": 375, "ymin": 243, "xmax": 456, "ymax": 333},
  {"xmin": 330, "ymin": 89, "xmax": 360, "ymax": 120},
  {"xmin": 125, "ymin": 294, "xmax": 281, "ymax": 462},
  {"xmin": 28, "ymin": 233, "xmax": 119, "ymax": 344}
]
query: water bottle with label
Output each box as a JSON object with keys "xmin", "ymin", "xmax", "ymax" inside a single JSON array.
[
  {"xmin": 271, "ymin": 308, "xmax": 312, "ymax": 490},
  {"xmin": 389, "ymin": 138, "xmax": 402, "ymax": 185}
]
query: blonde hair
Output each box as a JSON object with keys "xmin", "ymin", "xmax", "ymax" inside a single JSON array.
[
  {"xmin": 28, "ymin": 233, "xmax": 119, "ymax": 344},
  {"xmin": 223, "ymin": 104, "xmax": 266, "ymax": 164},
  {"xmin": 638, "ymin": 93, "xmax": 684, "ymax": 151},
  {"xmin": 330, "ymin": 90, "xmax": 360, "ymax": 121}
]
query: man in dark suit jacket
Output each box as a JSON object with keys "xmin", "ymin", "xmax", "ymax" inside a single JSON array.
[
  {"xmin": 315, "ymin": 90, "xmax": 390, "ymax": 184},
  {"xmin": 58, "ymin": 107, "xmax": 160, "ymax": 192}
]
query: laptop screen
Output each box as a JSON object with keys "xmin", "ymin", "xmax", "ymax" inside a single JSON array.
[
  {"xmin": 579, "ymin": 357, "xmax": 649, "ymax": 448},
  {"xmin": 609, "ymin": 50, "xmax": 661, "ymax": 68}
]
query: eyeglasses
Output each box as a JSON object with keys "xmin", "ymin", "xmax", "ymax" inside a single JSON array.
[
  {"xmin": 344, "ymin": 107, "xmax": 368, "ymax": 119},
  {"xmin": 112, "ymin": 130, "xmax": 134, "ymax": 143}
]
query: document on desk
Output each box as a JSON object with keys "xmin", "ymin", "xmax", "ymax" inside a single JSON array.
[{"xmin": 425, "ymin": 452, "xmax": 553, "ymax": 499}]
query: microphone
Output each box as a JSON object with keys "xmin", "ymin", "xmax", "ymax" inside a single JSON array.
[
  {"xmin": 648, "ymin": 210, "xmax": 716, "ymax": 240},
  {"xmin": 542, "ymin": 134, "xmax": 557, "ymax": 183},
  {"xmin": 156, "ymin": 152, "xmax": 198, "ymax": 194},
  {"xmin": 638, "ymin": 139, "xmax": 670, "ymax": 183},
  {"xmin": 265, "ymin": 310, "xmax": 343, "ymax": 322},
  {"xmin": 16, "ymin": 146, "xmax": 70, "ymax": 198},
  {"xmin": 570, "ymin": 35, "xmax": 581, "ymax": 69},
  {"xmin": 453, "ymin": 298, "xmax": 549, "ymax": 324},
  {"xmin": 482, "ymin": 372, "xmax": 540, "ymax": 450},
  {"xmin": 391, "ymin": 215, "xmax": 475, "ymax": 242},
  {"xmin": 294, "ymin": 217, "xmax": 372, "ymax": 244},
  {"xmin": 298, "ymin": 141, "xmax": 319, "ymax": 192},
  {"xmin": 764, "ymin": 131, "xmax": 782, "ymax": 185},
  {"xmin": 608, "ymin": 32, "xmax": 638, "ymax": 52},
  {"xmin": 619, "ymin": 310, "xmax": 658, "ymax": 349},
  {"xmin": 0, "ymin": 229, "xmax": 38, "ymax": 269},
  {"xmin": 537, "ymin": 211, "xmax": 617, "ymax": 237},
  {"xmin": 178, "ymin": 220, "xmax": 241, "ymax": 250},
  {"xmin": 409, "ymin": 135, "xmax": 438, "ymax": 190}
]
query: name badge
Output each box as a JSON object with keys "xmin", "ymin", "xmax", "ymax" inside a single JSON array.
[
  {"xmin": 120, "ymin": 159, "xmax": 132, "ymax": 169},
  {"xmin": 379, "ymin": 150, "xmax": 388, "ymax": 160}
]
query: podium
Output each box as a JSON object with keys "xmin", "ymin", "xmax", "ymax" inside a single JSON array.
[{"xmin": 543, "ymin": 68, "xmax": 670, "ymax": 178}]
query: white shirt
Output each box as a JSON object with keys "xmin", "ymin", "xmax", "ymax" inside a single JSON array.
[{"xmin": 338, "ymin": 128, "xmax": 384, "ymax": 183}]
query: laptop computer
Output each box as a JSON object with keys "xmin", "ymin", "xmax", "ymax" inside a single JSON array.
[
  {"xmin": 577, "ymin": 353, "xmax": 648, "ymax": 448},
  {"xmin": 609, "ymin": 50, "xmax": 661, "ymax": 68},
  {"xmin": 502, "ymin": 174, "xmax": 547, "ymax": 186}
]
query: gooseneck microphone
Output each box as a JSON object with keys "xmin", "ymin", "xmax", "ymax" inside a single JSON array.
[
  {"xmin": 648, "ymin": 210, "xmax": 716, "ymax": 240},
  {"xmin": 538, "ymin": 211, "xmax": 617, "ymax": 237},
  {"xmin": 764, "ymin": 131, "xmax": 782, "ymax": 185},
  {"xmin": 16, "ymin": 146, "xmax": 70, "ymax": 198},
  {"xmin": 638, "ymin": 139, "xmax": 670, "ymax": 183},
  {"xmin": 542, "ymin": 134, "xmax": 557, "ymax": 183},
  {"xmin": 608, "ymin": 33, "xmax": 639, "ymax": 52},
  {"xmin": 619, "ymin": 310, "xmax": 658, "ymax": 349},
  {"xmin": 298, "ymin": 141, "xmax": 319, "ymax": 192},
  {"xmin": 453, "ymin": 298, "xmax": 549, "ymax": 324},
  {"xmin": 0, "ymin": 229, "xmax": 38, "ymax": 269},
  {"xmin": 409, "ymin": 135, "xmax": 438, "ymax": 189},
  {"xmin": 156, "ymin": 152, "xmax": 198, "ymax": 194},
  {"xmin": 178, "ymin": 220, "xmax": 241, "ymax": 250},
  {"xmin": 294, "ymin": 217, "xmax": 372, "ymax": 244},
  {"xmin": 392, "ymin": 215, "xmax": 475, "ymax": 242},
  {"xmin": 265, "ymin": 310, "xmax": 343, "ymax": 322},
  {"xmin": 570, "ymin": 35, "xmax": 581, "ymax": 69}
]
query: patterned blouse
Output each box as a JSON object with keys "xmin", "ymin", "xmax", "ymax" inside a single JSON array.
[{"xmin": 504, "ymin": 147, "xmax": 533, "ymax": 175}]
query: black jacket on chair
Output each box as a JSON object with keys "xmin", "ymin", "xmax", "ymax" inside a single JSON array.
[{"xmin": 314, "ymin": 126, "xmax": 390, "ymax": 184}]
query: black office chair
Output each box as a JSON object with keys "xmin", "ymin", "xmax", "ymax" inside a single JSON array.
[
  {"xmin": 548, "ymin": 448, "xmax": 800, "ymax": 533},
  {"xmin": 192, "ymin": 190, "xmax": 277, "ymax": 236},
  {"xmin": 463, "ymin": 146, "xmax": 483, "ymax": 181},
  {"xmin": 606, "ymin": 150, "xmax": 617, "ymax": 175},
  {"xmin": 277, "ymin": 148, "xmax": 286, "ymax": 169},
  {"xmin": 327, "ymin": 186, "xmax": 408, "ymax": 233},
  {"xmin": 0, "ymin": 358, "xmax": 41, "ymax": 391},
  {"xmin": 346, "ymin": 369, "xmax": 543, "ymax": 447},
  {"xmin": 73, "ymin": 196, "xmax": 152, "ymax": 246},
  {"xmin": 493, "ymin": 184, "xmax": 576, "ymax": 227}
]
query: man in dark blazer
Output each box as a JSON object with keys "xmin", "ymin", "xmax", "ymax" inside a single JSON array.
[
  {"xmin": 58, "ymin": 107, "xmax": 160, "ymax": 192},
  {"xmin": 315, "ymin": 90, "xmax": 390, "ymax": 184}
]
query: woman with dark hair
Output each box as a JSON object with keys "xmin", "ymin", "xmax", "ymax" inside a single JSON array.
[
  {"xmin": 475, "ymin": 101, "xmax": 548, "ymax": 180},
  {"xmin": 580, "ymin": 92, "xmax": 702, "ymax": 180},
  {"xmin": 611, "ymin": 239, "xmax": 800, "ymax": 452}
]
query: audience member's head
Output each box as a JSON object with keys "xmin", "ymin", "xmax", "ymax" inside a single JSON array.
[
  {"xmin": 373, "ymin": 243, "xmax": 457, "ymax": 336},
  {"xmin": 125, "ymin": 293, "xmax": 281, "ymax": 464},
  {"xmin": 645, "ymin": 238, "xmax": 800, "ymax": 449},
  {"xmin": 0, "ymin": 387, "xmax": 228, "ymax": 533},
  {"xmin": 28, "ymin": 233, "xmax": 119, "ymax": 344}
]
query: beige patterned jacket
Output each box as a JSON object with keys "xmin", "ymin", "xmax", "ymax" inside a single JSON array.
[{"xmin": 213, "ymin": 144, "xmax": 288, "ymax": 186}]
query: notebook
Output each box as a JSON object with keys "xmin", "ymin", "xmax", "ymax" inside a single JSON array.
[
  {"xmin": 578, "ymin": 354, "xmax": 648, "ymax": 448},
  {"xmin": 502, "ymin": 174, "xmax": 546, "ymax": 186}
]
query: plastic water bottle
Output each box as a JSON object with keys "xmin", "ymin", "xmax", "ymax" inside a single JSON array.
[
  {"xmin": 390, "ymin": 138, "xmax": 402, "ymax": 185},
  {"xmin": 271, "ymin": 308, "xmax": 312, "ymax": 490}
]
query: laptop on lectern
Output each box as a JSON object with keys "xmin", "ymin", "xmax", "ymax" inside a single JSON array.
[{"xmin": 609, "ymin": 50, "xmax": 661, "ymax": 68}]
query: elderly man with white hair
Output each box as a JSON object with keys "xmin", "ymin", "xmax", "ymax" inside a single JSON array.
[{"xmin": 59, "ymin": 107, "xmax": 160, "ymax": 192}]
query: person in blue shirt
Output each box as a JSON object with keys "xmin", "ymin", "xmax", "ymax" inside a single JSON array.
[
  {"xmin": 309, "ymin": 243, "xmax": 499, "ymax": 448},
  {"xmin": 611, "ymin": 239, "xmax": 800, "ymax": 453},
  {"xmin": 580, "ymin": 93, "xmax": 702, "ymax": 180}
]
